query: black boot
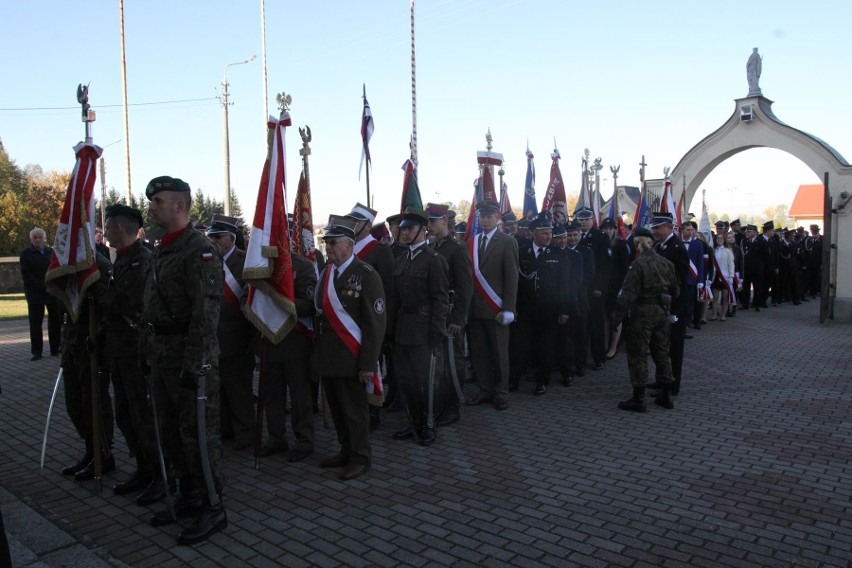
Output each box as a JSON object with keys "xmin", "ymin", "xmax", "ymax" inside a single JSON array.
[
  {"xmin": 113, "ymin": 470, "xmax": 151, "ymax": 496},
  {"xmin": 62, "ymin": 453, "xmax": 92, "ymax": 477},
  {"xmin": 618, "ymin": 387, "xmax": 647, "ymax": 412},
  {"xmin": 671, "ymin": 378, "xmax": 681, "ymax": 396},
  {"xmin": 151, "ymin": 489, "xmax": 204, "ymax": 526},
  {"xmin": 177, "ymin": 501, "xmax": 228, "ymax": 545},
  {"xmin": 418, "ymin": 427, "xmax": 437, "ymax": 447},
  {"xmin": 654, "ymin": 383, "xmax": 674, "ymax": 409},
  {"xmin": 136, "ymin": 476, "xmax": 172, "ymax": 506},
  {"xmin": 74, "ymin": 454, "xmax": 116, "ymax": 481}
]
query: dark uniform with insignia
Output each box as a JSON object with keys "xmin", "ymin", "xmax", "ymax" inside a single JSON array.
[
  {"xmin": 565, "ymin": 223, "xmax": 595, "ymax": 376},
  {"xmin": 389, "ymin": 208, "xmax": 449, "ymax": 445},
  {"xmin": 576, "ymin": 208, "xmax": 611, "ymax": 369},
  {"xmin": 613, "ymin": 227, "xmax": 680, "ymax": 411},
  {"xmin": 742, "ymin": 225, "xmax": 769, "ymax": 309}
]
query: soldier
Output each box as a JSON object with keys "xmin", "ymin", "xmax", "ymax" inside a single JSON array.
[
  {"xmin": 501, "ymin": 210, "xmax": 518, "ymax": 236},
  {"xmin": 552, "ymin": 223, "xmax": 583, "ymax": 386},
  {"xmin": 804, "ymin": 224, "xmax": 822, "ymax": 297},
  {"xmin": 564, "ymin": 222, "xmax": 594, "ymax": 377},
  {"xmin": 510, "ymin": 213, "xmax": 574, "ymax": 395},
  {"xmin": 762, "ymin": 221, "xmax": 779, "ymax": 306},
  {"xmin": 314, "ymin": 215, "xmax": 386, "ymax": 480},
  {"xmin": 142, "ymin": 176, "xmax": 226, "ymax": 544},
  {"xmin": 19, "ymin": 228, "xmax": 61, "ymax": 360},
  {"xmin": 649, "ymin": 212, "xmax": 690, "ymax": 396},
  {"xmin": 102, "ymin": 204, "xmax": 164, "ymax": 504},
  {"xmin": 576, "ymin": 207, "xmax": 610, "ymax": 370},
  {"xmin": 426, "ymin": 203, "xmax": 472, "ymax": 427},
  {"xmin": 389, "ymin": 208, "xmax": 449, "ymax": 445},
  {"xmin": 611, "ymin": 227, "xmax": 680, "ymax": 412},
  {"xmin": 454, "ymin": 222, "xmax": 468, "ymax": 242},
  {"xmin": 206, "ymin": 218, "xmax": 256, "ymax": 451},
  {"xmin": 465, "ymin": 200, "xmax": 519, "ymax": 411},
  {"xmin": 252, "ymin": 252, "xmax": 317, "ymax": 462},
  {"xmin": 741, "ymin": 224, "xmax": 768, "ymax": 310},
  {"xmin": 602, "ymin": 217, "xmax": 630, "ymax": 359}
]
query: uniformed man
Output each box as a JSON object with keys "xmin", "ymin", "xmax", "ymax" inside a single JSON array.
[
  {"xmin": 386, "ymin": 214, "xmax": 406, "ymax": 257},
  {"xmin": 142, "ymin": 176, "xmax": 226, "ymax": 544},
  {"xmin": 101, "ymin": 204, "xmax": 163, "ymax": 504},
  {"xmin": 741, "ymin": 224, "xmax": 768, "ymax": 310},
  {"xmin": 465, "ymin": 200, "xmax": 519, "ymax": 411},
  {"xmin": 510, "ymin": 213, "xmax": 575, "ymax": 395},
  {"xmin": 206, "ymin": 218, "xmax": 256, "ymax": 451},
  {"xmin": 426, "ymin": 203, "xmax": 472, "ymax": 427},
  {"xmin": 611, "ymin": 227, "xmax": 680, "ymax": 412},
  {"xmin": 730, "ymin": 219, "xmax": 745, "ymax": 247},
  {"xmin": 804, "ymin": 224, "xmax": 822, "ymax": 297},
  {"xmin": 576, "ymin": 207, "xmax": 610, "ymax": 370},
  {"xmin": 649, "ymin": 212, "xmax": 690, "ymax": 396},
  {"xmin": 516, "ymin": 219, "xmax": 532, "ymax": 245},
  {"xmin": 564, "ymin": 222, "xmax": 595, "ymax": 377},
  {"xmin": 389, "ymin": 208, "xmax": 449, "ymax": 445},
  {"xmin": 454, "ymin": 222, "xmax": 468, "ymax": 242},
  {"xmin": 501, "ymin": 211, "xmax": 518, "ymax": 236},
  {"xmin": 761, "ymin": 221, "xmax": 779, "ymax": 306},
  {"xmin": 314, "ymin": 215, "xmax": 386, "ymax": 479},
  {"xmin": 552, "ymin": 223, "xmax": 583, "ymax": 386}
]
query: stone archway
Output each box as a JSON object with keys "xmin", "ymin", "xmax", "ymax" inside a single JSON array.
[{"xmin": 667, "ymin": 95, "xmax": 852, "ymax": 321}]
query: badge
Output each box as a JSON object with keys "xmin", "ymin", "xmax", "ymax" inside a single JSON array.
[
  {"xmin": 374, "ymin": 298, "xmax": 384, "ymax": 314},
  {"xmin": 201, "ymin": 251, "xmax": 214, "ymax": 262},
  {"xmin": 207, "ymin": 273, "xmax": 216, "ymax": 286}
]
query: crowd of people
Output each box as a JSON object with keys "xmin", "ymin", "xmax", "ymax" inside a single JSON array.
[{"xmin": 18, "ymin": 176, "xmax": 824, "ymax": 546}]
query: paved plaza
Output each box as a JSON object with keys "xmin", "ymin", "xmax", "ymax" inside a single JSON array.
[{"xmin": 1, "ymin": 301, "xmax": 850, "ymax": 567}]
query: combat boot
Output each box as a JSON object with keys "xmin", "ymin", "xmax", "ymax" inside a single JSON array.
[
  {"xmin": 62, "ymin": 439, "xmax": 92, "ymax": 477},
  {"xmin": 654, "ymin": 384, "xmax": 674, "ymax": 410},
  {"xmin": 151, "ymin": 488, "xmax": 204, "ymax": 526},
  {"xmin": 617, "ymin": 387, "xmax": 647, "ymax": 412},
  {"xmin": 177, "ymin": 500, "xmax": 227, "ymax": 545}
]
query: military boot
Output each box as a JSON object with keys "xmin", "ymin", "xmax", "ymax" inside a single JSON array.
[
  {"xmin": 62, "ymin": 439, "xmax": 93, "ymax": 477},
  {"xmin": 151, "ymin": 488, "xmax": 204, "ymax": 526},
  {"xmin": 671, "ymin": 378, "xmax": 681, "ymax": 396},
  {"xmin": 177, "ymin": 500, "xmax": 228, "ymax": 545},
  {"xmin": 654, "ymin": 383, "xmax": 674, "ymax": 410},
  {"xmin": 617, "ymin": 387, "xmax": 647, "ymax": 412}
]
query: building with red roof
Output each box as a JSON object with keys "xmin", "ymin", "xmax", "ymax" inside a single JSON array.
[{"xmin": 789, "ymin": 183, "xmax": 824, "ymax": 230}]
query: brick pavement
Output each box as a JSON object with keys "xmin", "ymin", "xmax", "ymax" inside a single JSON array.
[{"xmin": 1, "ymin": 301, "xmax": 850, "ymax": 567}]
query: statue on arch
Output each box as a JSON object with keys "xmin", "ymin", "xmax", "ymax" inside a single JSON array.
[{"xmin": 747, "ymin": 47, "xmax": 762, "ymax": 97}]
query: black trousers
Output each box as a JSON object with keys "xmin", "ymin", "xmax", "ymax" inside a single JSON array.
[
  {"xmin": 588, "ymin": 295, "xmax": 607, "ymax": 365},
  {"xmin": 510, "ymin": 319, "xmax": 556, "ymax": 388},
  {"xmin": 27, "ymin": 300, "xmax": 61, "ymax": 356}
]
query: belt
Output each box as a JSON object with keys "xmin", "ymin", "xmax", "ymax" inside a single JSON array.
[{"xmin": 145, "ymin": 322, "xmax": 189, "ymax": 336}]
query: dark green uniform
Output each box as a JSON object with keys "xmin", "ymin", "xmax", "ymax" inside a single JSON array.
[
  {"xmin": 142, "ymin": 224, "xmax": 223, "ymax": 502},
  {"xmin": 613, "ymin": 248, "xmax": 680, "ymax": 389}
]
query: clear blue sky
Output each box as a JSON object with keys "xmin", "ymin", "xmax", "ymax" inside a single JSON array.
[{"xmin": 2, "ymin": 0, "xmax": 850, "ymax": 226}]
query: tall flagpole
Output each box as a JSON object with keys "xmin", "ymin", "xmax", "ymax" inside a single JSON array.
[
  {"xmin": 260, "ymin": 0, "xmax": 269, "ymax": 123},
  {"xmin": 119, "ymin": 0, "xmax": 132, "ymax": 204},
  {"xmin": 364, "ymin": 84, "xmax": 371, "ymax": 206},
  {"xmin": 410, "ymin": 0, "xmax": 418, "ymax": 166}
]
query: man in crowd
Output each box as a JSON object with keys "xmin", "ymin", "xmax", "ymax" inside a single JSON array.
[
  {"xmin": 19, "ymin": 228, "xmax": 61, "ymax": 360},
  {"xmin": 576, "ymin": 208, "xmax": 610, "ymax": 370}
]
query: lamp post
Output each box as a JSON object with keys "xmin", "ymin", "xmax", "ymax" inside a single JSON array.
[{"xmin": 222, "ymin": 55, "xmax": 256, "ymax": 215}]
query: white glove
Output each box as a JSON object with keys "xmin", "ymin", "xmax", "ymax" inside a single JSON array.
[
  {"xmin": 497, "ymin": 311, "xmax": 515, "ymax": 326},
  {"xmin": 697, "ymin": 283, "xmax": 705, "ymax": 289}
]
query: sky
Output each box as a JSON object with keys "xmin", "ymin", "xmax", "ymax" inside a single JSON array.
[{"xmin": 2, "ymin": 0, "xmax": 850, "ymax": 228}]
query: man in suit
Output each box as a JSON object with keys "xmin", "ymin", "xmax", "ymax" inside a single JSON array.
[
  {"xmin": 552, "ymin": 223, "xmax": 584, "ymax": 386},
  {"xmin": 576, "ymin": 208, "xmax": 610, "ymax": 370},
  {"xmin": 510, "ymin": 213, "xmax": 575, "ymax": 395},
  {"xmin": 564, "ymin": 222, "xmax": 595, "ymax": 377},
  {"xmin": 761, "ymin": 221, "xmax": 779, "ymax": 306},
  {"xmin": 427, "ymin": 203, "xmax": 472, "ymax": 427},
  {"xmin": 389, "ymin": 208, "xmax": 449, "ymax": 446},
  {"xmin": 206, "ymin": 218, "xmax": 256, "ymax": 451},
  {"xmin": 19, "ymin": 228, "xmax": 61, "ymax": 360},
  {"xmin": 650, "ymin": 212, "xmax": 690, "ymax": 396},
  {"xmin": 680, "ymin": 221, "xmax": 705, "ymax": 329},
  {"xmin": 741, "ymin": 224, "xmax": 768, "ymax": 310},
  {"xmin": 314, "ymin": 215, "xmax": 386, "ymax": 480},
  {"xmin": 465, "ymin": 200, "xmax": 519, "ymax": 411}
]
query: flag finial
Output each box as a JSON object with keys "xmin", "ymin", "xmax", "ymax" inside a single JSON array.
[
  {"xmin": 299, "ymin": 125, "xmax": 312, "ymax": 157},
  {"xmin": 276, "ymin": 92, "xmax": 292, "ymax": 112},
  {"xmin": 485, "ymin": 128, "xmax": 493, "ymax": 151}
]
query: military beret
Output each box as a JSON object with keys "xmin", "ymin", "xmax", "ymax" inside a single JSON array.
[
  {"xmin": 145, "ymin": 175, "xmax": 190, "ymax": 199},
  {"xmin": 105, "ymin": 203, "xmax": 143, "ymax": 227},
  {"xmin": 634, "ymin": 227, "xmax": 653, "ymax": 239}
]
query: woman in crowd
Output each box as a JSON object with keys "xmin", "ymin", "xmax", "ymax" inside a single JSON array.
[
  {"xmin": 725, "ymin": 231, "xmax": 743, "ymax": 317},
  {"xmin": 711, "ymin": 233, "xmax": 735, "ymax": 321}
]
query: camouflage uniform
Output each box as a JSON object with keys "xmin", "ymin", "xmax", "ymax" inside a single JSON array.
[
  {"xmin": 101, "ymin": 240, "xmax": 157, "ymax": 479},
  {"xmin": 613, "ymin": 247, "xmax": 680, "ymax": 389},
  {"xmin": 142, "ymin": 224, "xmax": 223, "ymax": 501}
]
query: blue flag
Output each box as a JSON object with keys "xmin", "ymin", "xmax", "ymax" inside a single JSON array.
[{"xmin": 523, "ymin": 148, "xmax": 537, "ymax": 219}]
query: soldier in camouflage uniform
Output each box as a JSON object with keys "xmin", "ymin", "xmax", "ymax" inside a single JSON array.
[
  {"xmin": 142, "ymin": 176, "xmax": 226, "ymax": 545},
  {"xmin": 611, "ymin": 227, "xmax": 680, "ymax": 412},
  {"xmin": 102, "ymin": 204, "xmax": 165, "ymax": 505}
]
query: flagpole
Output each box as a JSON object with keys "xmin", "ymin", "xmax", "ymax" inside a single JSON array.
[
  {"xmin": 363, "ymin": 84, "xmax": 371, "ymax": 205},
  {"xmin": 260, "ymin": 0, "xmax": 269, "ymax": 124},
  {"xmin": 118, "ymin": 0, "xmax": 132, "ymax": 204},
  {"xmin": 410, "ymin": 0, "xmax": 418, "ymax": 165}
]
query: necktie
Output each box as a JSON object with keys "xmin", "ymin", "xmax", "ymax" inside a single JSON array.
[
  {"xmin": 479, "ymin": 235, "xmax": 487, "ymax": 256},
  {"xmin": 535, "ymin": 247, "xmax": 541, "ymax": 259},
  {"xmin": 581, "ymin": 232, "xmax": 586, "ymax": 241},
  {"xmin": 334, "ymin": 268, "xmax": 340, "ymax": 280}
]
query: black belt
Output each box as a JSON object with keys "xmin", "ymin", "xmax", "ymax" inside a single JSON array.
[{"xmin": 145, "ymin": 322, "xmax": 189, "ymax": 336}]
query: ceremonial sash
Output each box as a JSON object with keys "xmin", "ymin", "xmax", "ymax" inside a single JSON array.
[
  {"xmin": 321, "ymin": 268, "xmax": 383, "ymax": 403},
  {"xmin": 469, "ymin": 234, "xmax": 502, "ymax": 314},
  {"xmin": 354, "ymin": 235, "xmax": 379, "ymax": 260},
  {"xmin": 712, "ymin": 255, "xmax": 736, "ymax": 300},
  {"xmin": 223, "ymin": 263, "xmax": 243, "ymax": 308},
  {"xmin": 688, "ymin": 258, "xmax": 699, "ymax": 282}
]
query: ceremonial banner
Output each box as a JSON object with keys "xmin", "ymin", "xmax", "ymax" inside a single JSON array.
[
  {"xmin": 523, "ymin": 148, "xmax": 537, "ymax": 219},
  {"xmin": 632, "ymin": 184, "xmax": 650, "ymax": 233},
  {"xmin": 499, "ymin": 181, "xmax": 511, "ymax": 217},
  {"xmin": 676, "ymin": 191, "xmax": 686, "ymax": 229},
  {"xmin": 358, "ymin": 91, "xmax": 374, "ymax": 180},
  {"xmin": 463, "ymin": 176, "xmax": 482, "ymax": 241},
  {"xmin": 242, "ymin": 112, "xmax": 297, "ymax": 343},
  {"xmin": 541, "ymin": 150, "xmax": 566, "ymax": 213},
  {"xmin": 659, "ymin": 177, "xmax": 677, "ymax": 223},
  {"xmin": 607, "ymin": 181, "xmax": 628, "ymax": 239},
  {"xmin": 45, "ymin": 142, "xmax": 103, "ymax": 322},
  {"xmin": 575, "ymin": 155, "xmax": 591, "ymax": 214},
  {"xmin": 292, "ymin": 169, "xmax": 316, "ymax": 263},
  {"xmin": 400, "ymin": 158, "xmax": 422, "ymax": 213}
]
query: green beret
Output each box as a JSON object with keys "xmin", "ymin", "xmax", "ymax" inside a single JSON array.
[
  {"xmin": 145, "ymin": 176, "xmax": 191, "ymax": 199},
  {"xmin": 105, "ymin": 203, "xmax": 143, "ymax": 227},
  {"xmin": 634, "ymin": 227, "xmax": 653, "ymax": 239}
]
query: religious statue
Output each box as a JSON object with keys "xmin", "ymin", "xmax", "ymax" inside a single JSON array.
[{"xmin": 747, "ymin": 47, "xmax": 762, "ymax": 97}]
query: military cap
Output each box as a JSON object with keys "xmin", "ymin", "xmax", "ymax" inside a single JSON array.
[
  {"xmin": 425, "ymin": 203, "xmax": 449, "ymax": 219},
  {"xmin": 649, "ymin": 212, "xmax": 674, "ymax": 227},
  {"xmin": 809, "ymin": 224, "xmax": 820, "ymax": 231},
  {"xmin": 565, "ymin": 222, "xmax": 581, "ymax": 234},
  {"xmin": 386, "ymin": 213, "xmax": 402, "ymax": 226},
  {"xmin": 105, "ymin": 203, "xmax": 143, "ymax": 227},
  {"xmin": 634, "ymin": 227, "xmax": 653, "ymax": 239},
  {"xmin": 370, "ymin": 222, "xmax": 389, "ymax": 239},
  {"xmin": 574, "ymin": 207, "xmax": 594, "ymax": 220},
  {"xmin": 399, "ymin": 207, "xmax": 428, "ymax": 228},
  {"xmin": 745, "ymin": 224, "xmax": 758, "ymax": 232},
  {"xmin": 346, "ymin": 202, "xmax": 377, "ymax": 223},
  {"xmin": 475, "ymin": 200, "xmax": 500, "ymax": 215},
  {"xmin": 530, "ymin": 212, "xmax": 553, "ymax": 231},
  {"xmin": 501, "ymin": 210, "xmax": 518, "ymax": 223},
  {"xmin": 323, "ymin": 215, "xmax": 358, "ymax": 240},
  {"xmin": 730, "ymin": 219, "xmax": 741, "ymax": 226},
  {"xmin": 762, "ymin": 221, "xmax": 775, "ymax": 231},
  {"xmin": 145, "ymin": 175, "xmax": 190, "ymax": 199},
  {"xmin": 714, "ymin": 219, "xmax": 726, "ymax": 227},
  {"xmin": 517, "ymin": 219, "xmax": 531, "ymax": 229},
  {"xmin": 552, "ymin": 224, "xmax": 567, "ymax": 237},
  {"xmin": 206, "ymin": 219, "xmax": 238, "ymax": 236},
  {"xmin": 454, "ymin": 221, "xmax": 467, "ymax": 235},
  {"xmin": 600, "ymin": 217, "xmax": 616, "ymax": 229}
]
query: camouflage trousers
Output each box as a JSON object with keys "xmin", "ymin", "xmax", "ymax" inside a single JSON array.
[
  {"xmin": 62, "ymin": 342, "xmax": 114, "ymax": 448},
  {"xmin": 150, "ymin": 357, "xmax": 222, "ymax": 501},
  {"xmin": 110, "ymin": 355, "xmax": 158, "ymax": 477},
  {"xmin": 625, "ymin": 305, "xmax": 673, "ymax": 388}
]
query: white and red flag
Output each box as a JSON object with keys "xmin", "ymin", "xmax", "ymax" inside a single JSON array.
[
  {"xmin": 242, "ymin": 112, "xmax": 298, "ymax": 344},
  {"xmin": 659, "ymin": 175, "xmax": 677, "ymax": 224},
  {"xmin": 45, "ymin": 142, "xmax": 103, "ymax": 322},
  {"xmin": 358, "ymin": 87, "xmax": 374, "ymax": 180},
  {"xmin": 541, "ymin": 149, "xmax": 566, "ymax": 213},
  {"xmin": 292, "ymin": 169, "xmax": 316, "ymax": 263}
]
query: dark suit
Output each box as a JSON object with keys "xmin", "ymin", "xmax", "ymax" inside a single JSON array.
[
  {"xmin": 468, "ymin": 230, "xmax": 519, "ymax": 405},
  {"xmin": 654, "ymin": 234, "xmax": 689, "ymax": 390},
  {"xmin": 742, "ymin": 236, "xmax": 768, "ymax": 308},
  {"xmin": 218, "ymin": 247, "xmax": 256, "ymax": 446},
  {"xmin": 579, "ymin": 229, "xmax": 610, "ymax": 366},
  {"xmin": 314, "ymin": 257, "xmax": 386, "ymax": 465},
  {"xmin": 19, "ymin": 244, "xmax": 61, "ymax": 356},
  {"xmin": 566, "ymin": 244, "xmax": 594, "ymax": 374},
  {"xmin": 556, "ymin": 246, "xmax": 585, "ymax": 380}
]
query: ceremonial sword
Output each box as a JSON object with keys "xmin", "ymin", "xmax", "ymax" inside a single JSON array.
[{"xmin": 40, "ymin": 368, "xmax": 63, "ymax": 469}]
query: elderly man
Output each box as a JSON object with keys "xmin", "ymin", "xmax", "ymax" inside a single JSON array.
[{"xmin": 19, "ymin": 228, "xmax": 61, "ymax": 360}]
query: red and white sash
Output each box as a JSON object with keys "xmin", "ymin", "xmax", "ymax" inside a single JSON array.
[
  {"xmin": 469, "ymin": 234, "xmax": 503, "ymax": 314},
  {"xmin": 712, "ymin": 255, "xmax": 736, "ymax": 300},
  {"xmin": 223, "ymin": 263, "xmax": 243, "ymax": 308},
  {"xmin": 354, "ymin": 235, "xmax": 379, "ymax": 260},
  {"xmin": 321, "ymin": 268, "xmax": 383, "ymax": 401}
]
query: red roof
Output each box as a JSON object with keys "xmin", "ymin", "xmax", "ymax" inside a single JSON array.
[{"xmin": 789, "ymin": 184, "xmax": 824, "ymax": 217}]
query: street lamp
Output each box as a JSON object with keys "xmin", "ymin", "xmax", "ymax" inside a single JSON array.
[{"xmin": 223, "ymin": 54, "xmax": 256, "ymax": 216}]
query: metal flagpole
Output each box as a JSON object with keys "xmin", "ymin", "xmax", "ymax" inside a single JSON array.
[
  {"xmin": 260, "ymin": 0, "xmax": 269, "ymax": 125},
  {"xmin": 410, "ymin": 0, "xmax": 418, "ymax": 166},
  {"xmin": 119, "ymin": 0, "xmax": 132, "ymax": 204},
  {"xmin": 364, "ymin": 84, "xmax": 371, "ymax": 205}
]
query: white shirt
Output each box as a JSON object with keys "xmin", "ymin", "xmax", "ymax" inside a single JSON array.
[{"xmin": 334, "ymin": 254, "xmax": 355, "ymax": 278}]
